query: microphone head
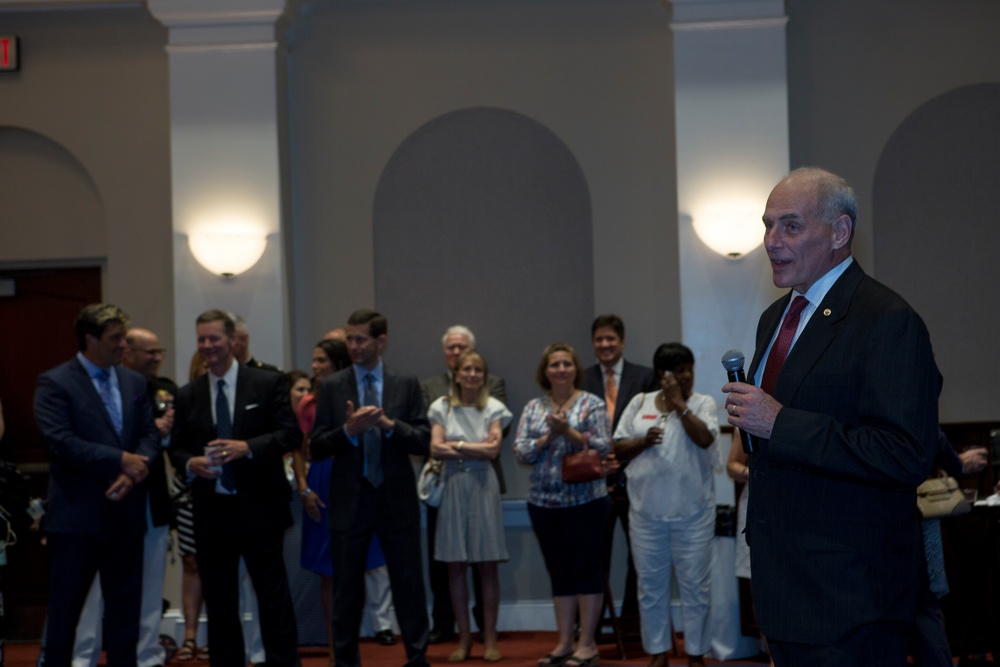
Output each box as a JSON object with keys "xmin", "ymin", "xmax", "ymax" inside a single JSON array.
[{"xmin": 721, "ymin": 348, "xmax": 746, "ymax": 372}]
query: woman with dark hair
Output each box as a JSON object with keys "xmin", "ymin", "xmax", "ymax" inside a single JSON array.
[
  {"xmin": 612, "ymin": 343, "xmax": 719, "ymax": 667},
  {"xmin": 514, "ymin": 342, "xmax": 611, "ymax": 667},
  {"xmin": 172, "ymin": 351, "xmax": 210, "ymax": 661},
  {"xmin": 429, "ymin": 350, "xmax": 511, "ymax": 663}
]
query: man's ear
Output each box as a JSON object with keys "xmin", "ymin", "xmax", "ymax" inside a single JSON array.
[{"xmin": 831, "ymin": 214, "xmax": 852, "ymax": 250}]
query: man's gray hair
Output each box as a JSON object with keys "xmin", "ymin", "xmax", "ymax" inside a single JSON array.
[
  {"xmin": 442, "ymin": 325, "xmax": 475, "ymax": 349},
  {"xmin": 230, "ymin": 313, "xmax": 249, "ymax": 334}
]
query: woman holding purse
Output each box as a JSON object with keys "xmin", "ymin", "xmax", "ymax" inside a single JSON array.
[
  {"xmin": 428, "ymin": 350, "xmax": 511, "ymax": 663},
  {"xmin": 514, "ymin": 342, "xmax": 611, "ymax": 667}
]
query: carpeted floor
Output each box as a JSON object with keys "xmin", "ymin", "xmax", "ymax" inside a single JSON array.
[
  {"xmin": 5, "ymin": 634, "xmax": 989, "ymax": 666},
  {"xmin": 0, "ymin": 632, "xmax": 770, "ymax": 667}
]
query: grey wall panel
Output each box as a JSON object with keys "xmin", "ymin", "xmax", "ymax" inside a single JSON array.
[
  {"xmin": 373, "ymin": 107, "xmax": 595, "ymax": 499},
  {"xmin": 874, "ymin": 84, "xmax": 1000, "ymax": 421}
]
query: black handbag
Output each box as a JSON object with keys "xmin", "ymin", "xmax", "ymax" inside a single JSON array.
[{"xmin": 715, "ymin": 504, "xmax": 738, "ymax": 537}]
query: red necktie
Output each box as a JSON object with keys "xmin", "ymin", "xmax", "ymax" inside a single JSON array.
[{"xmin": 760, "ymin": 296, "xmax": 809, "ymax": 395}]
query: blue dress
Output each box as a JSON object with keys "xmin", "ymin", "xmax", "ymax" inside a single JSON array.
[{"xmin": 299, "ymin": 395, "xmax": 386, "ymax": 575}]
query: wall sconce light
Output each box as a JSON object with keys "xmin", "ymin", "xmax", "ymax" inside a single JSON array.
[
  {"xmin": 189, "ymin": 231, "xmax": 267, "ymax": 278},
  {"xmin": 692, "ymin": 209, "xmax": 763, "ymax": 259}
]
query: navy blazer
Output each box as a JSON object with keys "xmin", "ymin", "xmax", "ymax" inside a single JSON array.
[
  {"xmin": 311, "ymin": 365, "xmax": 430, "ymax": 533},
  {"xmin": 745, "ymin": 260, "xmax": 940, "ymax": 644},
  {"xmin": 170, "ymin": 364, "xmax": 302, "ymax": 534},
  {"xmin": 583, "ymin": 359, "xmax": 658, "ymax": 434},
  {"xmin": 35, "ymin": 358, "xmax": 160, "ymax": 536}
]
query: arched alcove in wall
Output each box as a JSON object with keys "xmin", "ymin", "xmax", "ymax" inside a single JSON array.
[
  {"xmin": 372, "ymin": 107, "xmax": 594, "ymax": 499},
  {"xmin": 873, "ymin": 83, "xmax": 1000, "ymax": 421},
  {"xmin": 0, "ymin": 127, "xmax": 106, "ymax": 263}
]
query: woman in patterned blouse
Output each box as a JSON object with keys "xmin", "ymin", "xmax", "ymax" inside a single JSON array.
[{"xmin": 514, "ymin": 342, "xmax": 612, "ymax": 667}]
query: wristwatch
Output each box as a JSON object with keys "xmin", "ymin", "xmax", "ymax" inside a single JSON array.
[{"xmin": 300, "ymin": 488, "xmax": 313, "ymax": 498}]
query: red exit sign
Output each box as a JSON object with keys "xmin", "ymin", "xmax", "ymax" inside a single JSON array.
[{"xmin": 1, "ymin": 36, "xmax": 19, "ymax": 72}]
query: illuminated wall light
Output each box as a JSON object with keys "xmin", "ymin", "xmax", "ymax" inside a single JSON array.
[
  {"xmin": 189, "ymin": 230, "xmax": 267, "ymax": 278},
  {"xmin": 691, "ymin": 209, "xmax": 763, "ymax": 259}
]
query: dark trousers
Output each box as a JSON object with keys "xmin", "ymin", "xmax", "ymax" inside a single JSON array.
[
  {"xmin": 426, "ymin": 504, "xmax": 486, "ymax": 633},
  {"xmin": 45, "ymin": 531, "xmax": 143, "ymax": 667},
  {"xmin": 196, "ymin": 494, "xmax": 300, "ymax": 667},
  {"xmin": 910, "ymin": 590, "xmax": 953, "ymax": 667},
  {"xmin": 529, "ymin": 497, "xmax": 611, "ymax": 596},
  {"xmin": 604, "ymin": 484, "xmax": 639, "ymax": 620},
  {"xmin": 331, "ymin": 482, "xmax": 429, "ymax": 667},
  {"xmin": 769, "ymin": 621, "xmax": 911, "ymax": 667}
]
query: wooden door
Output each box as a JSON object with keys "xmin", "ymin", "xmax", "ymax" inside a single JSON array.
[{"xmin": 0, "ymin": 266, "xmax": 102, "ymax": 639}]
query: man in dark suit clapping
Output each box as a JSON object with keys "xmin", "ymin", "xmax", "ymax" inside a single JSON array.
[
  {"xmin": 34, "ymin": 304, "xmax": 160, "ymax": 667},
  {"xmin": 170, "ymin": 309, "xmax": 302, "ymax": 667},
  {"xmin": 311, "ymin": 309, "xmax": 431, "ymax": 667},
  {"xmin": 723, "ymin": 168, "xmax": 940, "ymax": 665},
  {"xmin": 581, "ymin": 314, "xmax": 657, "ymax": 628}
]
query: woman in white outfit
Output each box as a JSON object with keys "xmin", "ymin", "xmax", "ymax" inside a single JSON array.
[{"xmin": 612, "ymin": 343, "xmax": 719, "ymax": 667}]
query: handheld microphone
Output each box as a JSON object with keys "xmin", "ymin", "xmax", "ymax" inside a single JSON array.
[{"xmin": 722, "ymin": 348, "xmax": 757, "ymax": 455}]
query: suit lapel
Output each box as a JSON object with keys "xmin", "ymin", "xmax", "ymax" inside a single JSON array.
[
  {"xmin": 616, "ymin": 363, "xmax": 636, "ymax": 415},
  {"xmin": 232, "ymin": 365, "xmax": 249, "ymax": 436},
  {"xmin": 381, "ymin": 367, "xmax": 396, "ymax": 413},
  {"xmin": 194, "ymin": 375, "xmax": 215, "ymax": 437},
  {"xmin": 771, "ymin": 262, "xmax": 864, "ymax": 404},
  {"xmin": 114, "ymin": 367, "xmax": 132, "ymax": 441},
  {"xmin": 347, "ymin": 367, "xmax": 360, "ymax": 407},
  {"xmin": 72, "ymin": 359, "xmax": 121, "ymax": 442}
]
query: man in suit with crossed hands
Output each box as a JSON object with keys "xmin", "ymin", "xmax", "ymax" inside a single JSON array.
[{"xmin": 34, "ymin": 304, "xmax": 160, "ymax": 667}]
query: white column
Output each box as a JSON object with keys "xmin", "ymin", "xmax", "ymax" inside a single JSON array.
[
  {"xmin": 670, "ymin": 0, "xmax": 789, "ymax": 456},
  {"xmin": 149, "ymin": 0, "xmax": 290, "ymax": 377}
]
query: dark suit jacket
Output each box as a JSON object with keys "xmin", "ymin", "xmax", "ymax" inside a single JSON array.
[
  {"xmin": 583, "ymin": 360, "xmax": 658, "ymax": 434},
  {"xmin": 311, "ymin": 365, "xmax": 430, "ymax": 533},
  {"xmin": 148, "ymin": 376, "xmax": 178, "ymax": 527},
  {"xmin": 745, "ymin": 260, "xmax": 940, "ymax": 644},
  {"xmin": 421, "ymin": 371, "xmax": 508, "ymax": 493},
  {"xmin": 170, "ymin": 364, "xmax": 301, "ymax": 535},
  {"xmin": 35, "ymin": 358, "xmax": 160, "ymax": 536}
]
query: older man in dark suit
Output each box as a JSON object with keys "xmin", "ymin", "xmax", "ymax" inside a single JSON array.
[
  {"xmin": 311, "ymin": 309, "xmax": 431, "ymax": 667},
  {"xmin": 34, "ymin": 303, "xmax": 160, "ymax": 667},
  {"xmin": 170, "ymin": 309, "xmax": 302, "ymax": 667},
  {"xmin": 723, "ymin": 167, "xmax": 940, "ymax": 666},
  {"xmin": 581, "ymin": 314, "xmax": 657, "ymax": 628}
]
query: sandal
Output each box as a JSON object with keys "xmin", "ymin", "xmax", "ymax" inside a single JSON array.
[
  {"xmin": 538, "ymin": 652, "xmax": 573, "ymax": 667},
  {"xmin": 564, "ymin": 655, "xmax": 600, "ymax": 667},
  {"xmin": 196, "ymin": 645, "xmax": 210, "ymax": 661},
  {"xmin": 176, "ymin": 639, "xmax": 197, "ymax": 662}
]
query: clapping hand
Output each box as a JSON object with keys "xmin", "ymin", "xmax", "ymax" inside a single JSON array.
[{"xmin": 345, "ymin": 399, "xmax": 384, "ymax": 437}]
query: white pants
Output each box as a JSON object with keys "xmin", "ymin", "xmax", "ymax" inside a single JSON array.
[
  {"xmin": 629, "ymin": 504, "xmax": 715, "ymax": 656},
  {"xmin": 72, "ymin": 521, "xmax": 170, "ymax": 667},
  {"xmin": 239, "ymin": 557, "xmax": 266, "ymax": 663},
  {"xmin": 362, "ymin": 565, "xmax": 395, "ymax": 635}
]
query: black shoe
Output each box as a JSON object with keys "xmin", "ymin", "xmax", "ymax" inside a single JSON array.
[
  {"xmin": 375, "ymin": 630, "xmax": 396, "ymax": 646},
  {"xmin": 374, "ymin": 629, "xmax": 397, "ymax": 646},
  {"xmin": 428, "ymin": 628, "xmax": 457, "ymax": 644}
]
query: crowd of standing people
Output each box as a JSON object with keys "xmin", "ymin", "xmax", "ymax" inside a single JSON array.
[{"xmin": 29, "ymin": 168, "xmax": 987, "ymax": 667}]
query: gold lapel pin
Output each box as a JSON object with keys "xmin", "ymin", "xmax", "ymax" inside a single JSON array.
[{"xmin": 823, "ymin": 308, "xmax": 832, "ymax": 316}]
